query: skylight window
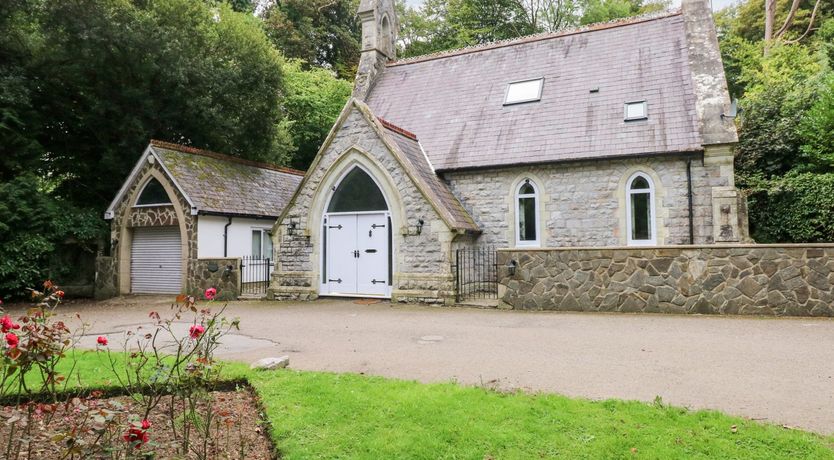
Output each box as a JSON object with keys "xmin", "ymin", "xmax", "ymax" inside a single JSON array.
[
  {"xmin": 624, "ymin": 101, "xmax": 648, "ymax": 121},
  {"xmin": 504, "ymin": 78, "xmax": 544, "ymax": 105}
]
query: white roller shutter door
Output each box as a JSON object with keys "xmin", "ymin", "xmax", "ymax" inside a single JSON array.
[{"xmin": 131, "ymin": 227, "xmax": 182, "ymax": 294}]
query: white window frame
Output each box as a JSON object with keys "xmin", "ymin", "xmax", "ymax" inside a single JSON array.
[
  {"xmin": 626, "ymin": 172, "xmax": 657, "ymax": 246},
  {"xmin": 515, "ymin": 178, "xmax": 541, "ymax": 247},
  {"xmin": 251, "ymin": 227, "xmax": 273, "ymax": 259},
  {"xmin": 504, "ymin": 78, "xmax": 544, "ymax": 105},
  {"xmin": 624, "ymin": 100, "xmax": 648, "ymax": 121},
  {"xmin": 133, "ymin": 177, "xmax": 173, "ymax": 208}
]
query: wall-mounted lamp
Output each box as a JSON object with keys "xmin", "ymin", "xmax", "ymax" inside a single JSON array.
[
  {"xmin": 416, "ymin": 218, "xmax": 424, "ymax": 235},
  {"xmin": 505, "ymin": 259, "xmax": 518, "ymax": 277},
  {"xmin": 286, "ymin": 221, "xmax": 298, "ymax": 236}
]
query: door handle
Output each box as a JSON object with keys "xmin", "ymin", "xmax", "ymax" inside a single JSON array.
[{"xmin": 365, "ymin": 249, "xmax": 377, "ymax": 254}]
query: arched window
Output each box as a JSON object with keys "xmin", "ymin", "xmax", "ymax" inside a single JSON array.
[
  {"xmin": 380, "ymin": 15, "xmax": 392, "ymax": 57},
  {"xmin": 327, "ymin": 167, "xmax": 388, "ymax": 213},
  {"xmin": 515, "ymin": 179, "xmax": 539, "ymax": 247},
  {"xmin": 626, "ymin": 172, "xmax": 656, "ymax": 245},
  {"xmin": 135, "ymin": 178, "xmax": 172, "ymax": 206}
]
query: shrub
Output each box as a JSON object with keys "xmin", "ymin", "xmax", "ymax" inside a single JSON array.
[{"xmin": 746, "ymin": 173, "xmax": 834, "ymax": 243}]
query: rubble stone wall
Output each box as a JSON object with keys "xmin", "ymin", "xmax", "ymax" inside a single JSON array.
[{"xmin": 498, "ymin": 245, "xmax": 834, "ymax": 316}]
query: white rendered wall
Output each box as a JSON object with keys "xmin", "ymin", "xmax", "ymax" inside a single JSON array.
[{"xmin": 197, "ymin": 215, "xmax": 276, "ymax": 259}]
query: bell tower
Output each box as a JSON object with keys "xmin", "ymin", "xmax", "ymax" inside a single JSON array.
[{"xmin": 353, "ymin": 0, "xmax": 398, "ymax": 100}]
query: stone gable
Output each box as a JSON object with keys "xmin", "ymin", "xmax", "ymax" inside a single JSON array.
[{"xmin": 271, "ymin": 104, "xmax": 461, "ymax": 303}]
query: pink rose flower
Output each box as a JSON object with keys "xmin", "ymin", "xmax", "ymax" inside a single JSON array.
[
  {"xmin": 204, "ymin": 287, "xmax": 217, "ymax": 300},
  {"xmin": 189, "ymin": 325, "xmax": 205, "ymax": 340}
]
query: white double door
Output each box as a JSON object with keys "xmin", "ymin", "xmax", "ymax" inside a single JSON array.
[{"xmin": 325, "ymin": 212, "xmax": 390, "ymax": 297}]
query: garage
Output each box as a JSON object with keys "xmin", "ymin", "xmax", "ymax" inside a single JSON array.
[{"xmin": 130, "ymin": 226, "xmax": 182, "ymax": 294}]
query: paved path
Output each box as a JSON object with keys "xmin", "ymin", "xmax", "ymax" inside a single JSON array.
[{"xmin": 11, "ymin": 296, "xmax": 834, "ymax": 434}]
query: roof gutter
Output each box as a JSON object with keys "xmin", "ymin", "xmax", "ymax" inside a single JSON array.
[
  {"xmin": 434, "ymin": 149, "xmax": 705, "ymax": 175},
  {"xmin": 198, "ymin": 210, "xmax": 278, "ymax": 220}
]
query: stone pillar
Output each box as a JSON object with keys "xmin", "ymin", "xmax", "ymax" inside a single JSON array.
[{"xmin": 704, "ymin": 145, "xmax": 748, "ymax": 243}]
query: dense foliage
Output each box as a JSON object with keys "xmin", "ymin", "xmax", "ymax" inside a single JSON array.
[
  {"xmin": 717, "ymin": 0, "xmax": 834, "ymax": 242},
  {"xmin": 260, "ymin": 0, "xmax": 362, "ymax": 80}
]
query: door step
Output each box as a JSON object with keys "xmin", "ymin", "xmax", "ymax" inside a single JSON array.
[
  {"xmin": 238, "ymin": 293, "xmax": 267, "ymax": 301},
  {"xmin": 455, "ymin": 299, "xmax": 501, "ymax": 309}
]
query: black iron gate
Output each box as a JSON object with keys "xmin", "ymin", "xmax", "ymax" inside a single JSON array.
[
  {"xmin": 452, "ymin": 247, "xmax": 499, "ymax": 302},
  {"xmin": 240, "ymin": 256, "xmax": 274, "ymax": 296}
]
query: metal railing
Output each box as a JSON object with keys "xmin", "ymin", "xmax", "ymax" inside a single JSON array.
[
  {"xmin": 240, "ymin": 256, "xmax": 273, "ymax": 296},
  {"xmin": 453, "ymin": 247, "xmax": 499, "ymax": 302}
]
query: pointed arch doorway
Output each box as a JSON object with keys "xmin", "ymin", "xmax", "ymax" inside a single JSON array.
[{"xmin": 321, "ymin": 167, "xmax": 393, "ymax": 298}]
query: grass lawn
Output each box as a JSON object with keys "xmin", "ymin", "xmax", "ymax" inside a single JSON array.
[{"xmin": 13, "ymin": 351, "xmax": 834, "ymax": 459}]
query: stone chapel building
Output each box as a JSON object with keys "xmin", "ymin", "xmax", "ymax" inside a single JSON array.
[{"xmin": 270, "ymin": 0, "xmax": 748, "ymax": 304}]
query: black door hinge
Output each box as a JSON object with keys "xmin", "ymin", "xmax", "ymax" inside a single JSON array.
[
  {"xmin": 328, "ymin": 278, "xmax": 342, "ymax": 284},
  {"xmin": 371, "ymin": 279, "xmax": 385, "ymax": 285}
]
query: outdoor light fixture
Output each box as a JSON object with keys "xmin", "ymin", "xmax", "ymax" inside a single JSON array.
[
  {"xmin": 286, "ymin": 221, "xmax": 298, "ymax": 236},
  {"xmin": 505, "ymin": 259, "xmax": 518, "ymax": 277},
  {"xmin": 416, "ymin": 218, "xmax": 424, "ymax": 235}
]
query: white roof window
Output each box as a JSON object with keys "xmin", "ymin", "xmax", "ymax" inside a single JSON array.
[
  {"xmin": 624, "ymin": 101, "xmax": 648, "ymax": 121},
  {"xmin": 504, "ymin": 78, "xmax": 544, "ymax": 105}
]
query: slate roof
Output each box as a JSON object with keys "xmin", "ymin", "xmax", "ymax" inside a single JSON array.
[
  {"xmin": 150, "ymin": 141, "xmax": 304, "ymax": 218},
  {"xmin": 377, "ymin": 118, "xmax": 479, "ymax": 232},
  {"xmin": 365, "ymin": 11, "xmax": 706, "ymax": 171}
]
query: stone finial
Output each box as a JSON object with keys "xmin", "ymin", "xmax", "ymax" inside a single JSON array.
[{"xmin": 353, "ymin": 0, "xmax": 398, "ymax": 100}]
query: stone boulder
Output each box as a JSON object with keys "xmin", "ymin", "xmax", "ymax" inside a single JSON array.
[{"xmin": 251, "ymin": 356, "xmax": 290, "ymax": 371}]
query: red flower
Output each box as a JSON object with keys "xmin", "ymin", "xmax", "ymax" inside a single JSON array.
[
  {"xmin": 5, "ymin": 333, "xmax": 19, "ymax": 348},
  {"xmin": 96, "ymin": 336, "xmax": 108, "ymax": 346},
  {"xmin": 189, "ymin": 325, "xmax": 205, "ymax": 340},
  {"xmin": 1, "ymin": 315, "xmax": 20, "ymax": 333},
  {"xmin": 55, "ymin": 290, "xmax": 65, "ymax": 298},
  {"xmin": 123, "ymin": 423, "xmax": 150, "ymax": 448},
  {"xmin": 204, "ymin": 287, "xmax": 217, "ymax": 300}
]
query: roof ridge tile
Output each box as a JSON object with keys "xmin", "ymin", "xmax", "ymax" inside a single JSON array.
[
  {"xmin": 150, "ymin": 139, "xmax": 305, "ymax": 176},
  {"xmin": 389, "ymin": 9, "xmax": 681, "ymax": 67}
]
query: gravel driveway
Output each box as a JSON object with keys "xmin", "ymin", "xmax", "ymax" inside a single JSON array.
[{"xmin": 10, "ymin": 296, "xmax": 834, "ymax": 435}]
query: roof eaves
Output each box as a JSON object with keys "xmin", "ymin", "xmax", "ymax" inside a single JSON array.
[
  {"xmin": 434, "ymin": 148, "xmax": 706, "ymax": 174},
  {"xmin": 104, "ymin": 145, "xmax": 154, "ymax": 219}
]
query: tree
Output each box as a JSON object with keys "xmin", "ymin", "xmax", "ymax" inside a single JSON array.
[
  {"xmin": 259, "ymin": 0, "xmax": 361, "ymax": 79},
  {"xmin": 282, "ymin": 60, "xmax": 353, "ymax": 170},
  {"xmin": 799, "ymin": 75, "xmax": 834, "ymax": 171},
  {"xmin": 28, "ymin": 0, "xmax": 292, "ymax": 206}
]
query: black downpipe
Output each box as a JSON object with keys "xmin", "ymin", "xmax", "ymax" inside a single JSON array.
[
  {"xmin": 686, "ymin": 159, "xmax": 694, "ymax": 245},
  {"xmin": 223, "ymin": 217, "xmax": 233, "ymax": 257}
]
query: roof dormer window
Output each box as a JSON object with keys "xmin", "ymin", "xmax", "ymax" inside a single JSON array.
[
  {"xmin": 504, "ymin": 78, "xmax": 544, "ymax": 105},
  {"xmin": 624, "ymin": 101, "xmax": 648, "ymax": 121}
]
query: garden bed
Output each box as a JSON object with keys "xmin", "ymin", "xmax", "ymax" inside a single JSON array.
[{"xmin": 0, "ymin": 387, "xmax": 273, "ymax": 459}]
